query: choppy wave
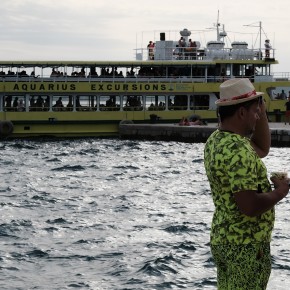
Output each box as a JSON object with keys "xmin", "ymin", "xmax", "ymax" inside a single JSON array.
[{"xmin": 1, "ymin": 139, "xmax": 290, "ymax": 289}]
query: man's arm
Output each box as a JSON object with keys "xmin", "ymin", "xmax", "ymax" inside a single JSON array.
[
  {"xmin": 251, "ymin": 100, "xmax": 271, "ymax": 158},
  {"xmin": 234, "ymin": 177, "xmax": 289, "ymax": 217}
]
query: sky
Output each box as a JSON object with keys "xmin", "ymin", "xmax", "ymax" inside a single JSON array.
[{"xmin": 1, "ymin": 0, "xmax": 290, "ymax": 72}]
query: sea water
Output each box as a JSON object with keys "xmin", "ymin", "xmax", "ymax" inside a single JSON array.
[{"xmin": 1, "ymin": 138, "xmax": 290, "ymax": 290}]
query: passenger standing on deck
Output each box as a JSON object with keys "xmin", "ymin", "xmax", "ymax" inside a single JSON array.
[
  {"xmin": 204, "ymin": 78, "xmax": 289, "ymax": 289},
  {"xmin": 5, "ymin": 95, "xmax": 12, "ymax": 111},
  {"xmin": 285, "ymin": 96, "xmax": 290, "ymax": 125},
  {"xmin": 264, "ymin": 39, "xmax": 272, "ymax": 58},
  {"xmin": 30, "ymin": 96, "xmax": 36, "ymax": 111},
  {"xmin": 53, "ymin": 97, "xmax": 64, "ymax": 111},
  {"xmin": 36, "ymin": 96, "xmax": 44, "ymax": 110},
  {"xmin": 173, "ymin": 45, "xmax": 181, "ymax": 59},
  {"xmin": 12, "ymin": 97, "xmax": 19, "ymax": 111},
  {"xmin": 178, "ymin": 37, "xmax": 186, "ymax": 58},
  {"xmin": 188, "ymin": 39, "xmax": 197, "ymax": 60},
  {"xmin": 17, "ymin": 99, "xmax": 25, "ymax": 111},
  {"xmin": 178, "ymin": 36, "xmax": 186, "ymax": 47},
  {"xmin": 147, "ymin": 41, "xmax": 155, "ymax": 60}
]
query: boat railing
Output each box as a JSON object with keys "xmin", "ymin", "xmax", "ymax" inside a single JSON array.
[
  {"xmin": 272, "ymin": 72, "xmax": 290, "ymax": 81},
  {"xmin": 0, "ymin": 74, "xmax": 279, "ymax": 84},
  {"xmin": 0, "ymin": 75, "xmax": 210, "ymax": 83},
  {"xmin": 1, "ymin": 102, "xmax": 210, "ymax": 113},
  {"xmin": 136, "ymin": 46, "xmax": 275, "ymax": 61}
]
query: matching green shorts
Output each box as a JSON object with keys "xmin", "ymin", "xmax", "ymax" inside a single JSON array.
[{"xmin": 211, "ymin": 243, "xmax": 271, "ymax": 290}]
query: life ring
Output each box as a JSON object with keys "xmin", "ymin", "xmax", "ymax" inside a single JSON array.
[
  {"xmin": 0, "ymin": 120, "xmax": 14, "ymax": 137},
  {"xmin": 119, "ymin": 120, "xmax": 134, "ymax": 125}
]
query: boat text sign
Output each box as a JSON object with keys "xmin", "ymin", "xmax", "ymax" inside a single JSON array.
[{"xmin": 1, "ymin": 82, "xmax": 194, "ymax": 94}]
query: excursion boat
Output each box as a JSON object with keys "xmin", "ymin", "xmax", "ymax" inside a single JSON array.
[{"xmin": 0, "ymin": 18, "xmax": 288, "ymax": 138}]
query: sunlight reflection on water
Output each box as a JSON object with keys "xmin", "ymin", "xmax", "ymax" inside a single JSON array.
[{"xmin": 0, "ymin": 139, "xmax": 290, "ymax": 289}]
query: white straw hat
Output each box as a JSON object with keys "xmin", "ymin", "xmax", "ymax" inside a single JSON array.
[{"xmin": 216, "ymin": 78, "xmax": 264, "ymax": 106}]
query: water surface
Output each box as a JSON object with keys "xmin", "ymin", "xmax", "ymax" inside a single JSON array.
[{"xmin": 1, "ymin": 139, "xmax": 290, "ymax": 289}]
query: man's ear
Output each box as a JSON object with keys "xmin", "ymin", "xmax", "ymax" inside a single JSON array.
[{"xmin": 237, "ymin": 106, "xmax": 246, "ymax": 119}]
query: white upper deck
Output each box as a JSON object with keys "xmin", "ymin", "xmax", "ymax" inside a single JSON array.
[{"xmin": 135, "ymin": 20, "xmax": 275, "ymax": 62}]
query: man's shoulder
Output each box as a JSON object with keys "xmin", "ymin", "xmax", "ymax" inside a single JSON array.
[
  {"xmin": 206, "ymin": 131, "xmax": 251, "ymax": 157},
  {"xmin": 207, "ymin": 130, "xmax": 245, "ymax": 143}
]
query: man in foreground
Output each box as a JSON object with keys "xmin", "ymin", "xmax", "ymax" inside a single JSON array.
[{"xmin": 204, "ymin": 78, "xmax": 290, "ymax": 289}]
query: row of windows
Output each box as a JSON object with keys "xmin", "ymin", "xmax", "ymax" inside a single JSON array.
[
  {"xmin": 0, "ymin": 63, "xmax": 270, "ymax": 80},
  {"xmin": 1, "ymin": 94, "xmax": 210, "ymax": 112}
]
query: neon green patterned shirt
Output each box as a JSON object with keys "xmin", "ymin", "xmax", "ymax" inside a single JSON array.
[{"xmin": 204, "ymin": 130, "xmax": 274, "ymax": 245}]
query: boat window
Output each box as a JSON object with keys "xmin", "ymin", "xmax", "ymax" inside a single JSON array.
[
  {"xmin": 190, "ymin": 95, "xmax": 210, "ymax": 110},
  {"xmin": 267, "ymin": 87, "xmax": 290, "ymax": 100},
  {"xmin": 75, "ymin": 95, "xmax": 95, "ymax": 111},
  {"xmin": 52, "ymin": 95, "xmax": 70, "ymax": 111},
  {"xmin": 172, "ymin": 95, "xmax": 188, "ymax": 110},
  {"xmin": 145, "ymin": 95, "xmax": 188, "ymax": 110},
  {"xmin": 3, "ymin": 95, "xmax": 26, "ymax": 112},
  {"xmin": 266, "ymin": 87, "xmax": 276, "ymax": 100},
  {"xmin": 138, "ymin": 66, "xmax": 165, "ymax": 78},
  {"xmin": 146, "ymin": 95, "xmax": 166, "ymax": 110},
  {"xmin": 99, "ymin": 95, "xmax": 120, "ymax": 111},
  {"xmin": 123, "ymin": 95, "xmax": 143, "ymax": 111},
  {"xmin": 30, "ymin": 95, "xmax": 49, "ymax": 111}
]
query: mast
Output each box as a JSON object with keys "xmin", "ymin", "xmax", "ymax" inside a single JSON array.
[
  {"xmin": 216, "ymin": 10, "xmax": 220, "ymax": 41},
  {"xmin": 259, "ymin": 21, "xmax": 262, "ymax": 59},
  {"xmin": 215, "ymin": 10, "xmax": 227, "ymax": 43}
]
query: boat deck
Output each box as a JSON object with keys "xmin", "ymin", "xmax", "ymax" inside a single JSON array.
[{"xmin": 119, "ymin": 122, "xmax": 290, "ymax": 147}]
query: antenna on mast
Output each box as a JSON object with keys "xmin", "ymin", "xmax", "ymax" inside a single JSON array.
[
  {"xmin": 244, "ymin": 21, "xmax": 263, "ymax": 59},
  {"xmin": 215, "ymin": 10, "xmax": 227, "ymax": 42},
  {"xmin": 216, "ymin": 10, "xmax": 220, "ymax": 41}
]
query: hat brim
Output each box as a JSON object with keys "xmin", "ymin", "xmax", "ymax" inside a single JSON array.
[{"xmin": 215, "ymin": 92, "xmax": 264, "ymax": 106}]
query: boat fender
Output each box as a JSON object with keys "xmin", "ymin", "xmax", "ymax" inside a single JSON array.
[
  {"xmin": 119, "ymin": 120, "xmax": 134, "ymax": 125},
  {"xmin": 0, "ymin": 120, "xmax": 14, "ymax": 137}
]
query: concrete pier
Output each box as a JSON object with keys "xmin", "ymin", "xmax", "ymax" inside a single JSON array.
[{"xmin": 119, "ymin": 122, "xmax": 290, "ymax": 147}]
